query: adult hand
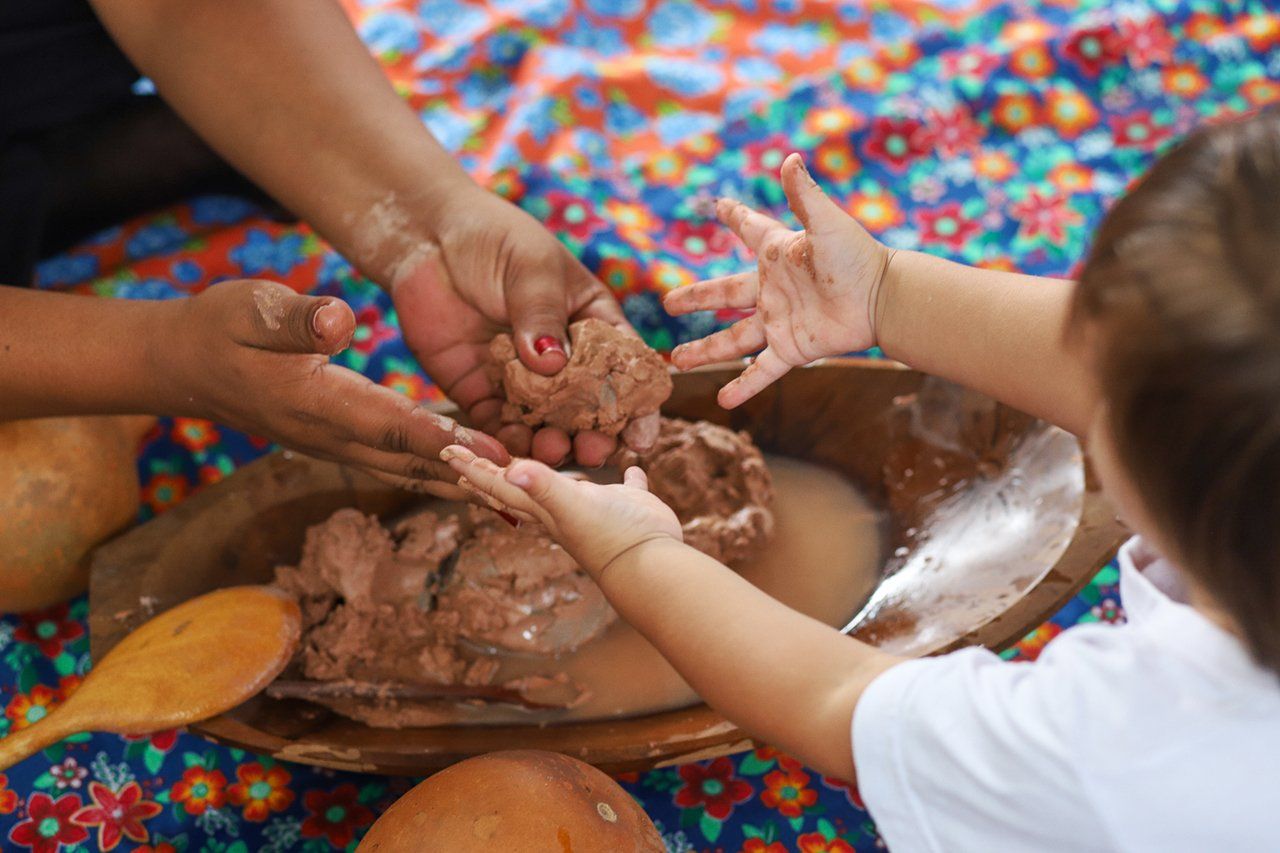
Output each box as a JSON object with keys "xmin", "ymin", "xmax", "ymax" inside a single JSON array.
[
  {"xmin": 391, "ymin": 188, "xmax": 656, "ymax": 468},
  {"xmin": 164, "ymin": 279, "xmax": 509, "ymax": 496}
]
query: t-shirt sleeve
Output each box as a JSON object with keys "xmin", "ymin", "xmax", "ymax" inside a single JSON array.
[{"xmin": 852, "ymin": 645, "xmax": 1103, "ymax": 852}]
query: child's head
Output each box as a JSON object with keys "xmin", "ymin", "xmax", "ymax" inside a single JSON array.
[{"xmin": 1071, "ymin": 109, "xmax": 1280, "ymax": 672}]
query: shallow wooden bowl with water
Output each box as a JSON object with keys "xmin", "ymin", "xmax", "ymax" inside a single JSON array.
[{"xmin": 89, "ymin": 360, "xmax": 1126, "ymax": 774}]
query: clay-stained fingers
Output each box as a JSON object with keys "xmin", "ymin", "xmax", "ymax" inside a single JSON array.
[
  {"xmin": 572, "ymin": 430, "xmax": 617, "ymax": 468},
  {"xmin": 671, "ymin": 315, "xmax": 766, "ymax": 371},
  {"xmin": 440, "ymin": 446, "xmax": 551, "ymax": 525},
  {"xmin": 531, "ymin": 426, "xmax": 572, "ymax": 467},
  {"xmin": 717, "ymin": 346, "xmax": 792, "ymax": 410},
  {"xmin": 316, "ymin": 363, "xmax": 510, "ymax": 465},
  {"xmin": 326, "ymin": 443, "xmax": 469, "ymax": 499},
  {"xmin": 715, "ymin": 198, "xmax": 787, "ymax": 253},
  {"xmin": 364, "ymin": 469, "xmax": 469, "ymax": 501},
  {"xmin": 663, "ymin": 272, "xmax": 759, "ymax": 317}
]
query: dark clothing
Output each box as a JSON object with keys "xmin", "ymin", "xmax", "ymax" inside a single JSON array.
[{"xmin": 0, "ymin": 1, "xmax": 275, "ymax": 285}]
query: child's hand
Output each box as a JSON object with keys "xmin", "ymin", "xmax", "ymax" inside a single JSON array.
[
  {"xmin": 165, "ymin": 280, "xmax": 509, "ymax": 495},
  {"xmin": 438, "ymin": 444, "xmax": 683, "ymax": 580},
  {"xmin": 665, "ymin": 153, "xmax": 893, "ymax": 409}
]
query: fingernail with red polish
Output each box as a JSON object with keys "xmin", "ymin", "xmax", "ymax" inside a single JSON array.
[
  {"xmin": 534, "ymin": 336, "xmax": 565, "ymax": 356},
  {"xmin": 312, "ymin": 303, "xmax": 333, "ymax": 337},
  {"xmin": 497, "ymin": 510, "xmax": 520, "ymax": 528}
]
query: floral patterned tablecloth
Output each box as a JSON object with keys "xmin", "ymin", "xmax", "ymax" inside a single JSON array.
[{"xmin": 6, "ymin": 0, "xmax": 1277, "ymax": 849}]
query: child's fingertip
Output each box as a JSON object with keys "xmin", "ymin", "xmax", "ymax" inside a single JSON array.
[{"xmin": 506, "ymin": 466, "xmax": 534, "ymax": 489}]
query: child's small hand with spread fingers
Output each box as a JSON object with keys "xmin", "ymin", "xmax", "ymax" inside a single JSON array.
[
  {"xmin": 439, "ymin": 445, "xmax": 683, "ymax": 580},
  {"xmin": 665, "ymin": 153, "xmax": 893, "ymax": 409}
]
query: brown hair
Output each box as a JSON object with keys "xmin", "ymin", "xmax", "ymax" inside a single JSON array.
[{"xmin": 1072, "ymin": 109, "xmax": 1280, "ymax": 674}]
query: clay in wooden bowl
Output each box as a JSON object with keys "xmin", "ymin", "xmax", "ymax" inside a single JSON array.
[{"xmin": 88, "ymin": 360, "xmax": 1126, "ymax": 774}]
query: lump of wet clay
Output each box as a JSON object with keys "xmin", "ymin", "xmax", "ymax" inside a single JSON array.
[
  {"xmin": 488, "ymin": 318, "xmax": 672, "ymax": 438},
  {"xmin": 438, "ymin": 509, "xmax": 615, "ymax": 655},
  {"xmin": 272, "ymin": 505, "xmax": 602, "ymax": 727},
  {"xmin": 615, "ymin": 418, "xmax": 775, "ymax": 566},
  {"xmin": 274, "ymin": 508, "xmax": 461, "ymax": 631}
]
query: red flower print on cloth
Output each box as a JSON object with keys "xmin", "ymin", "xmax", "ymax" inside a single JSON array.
[
  {"xmin": 1238, "ymin": 12, "xmax": 1280, "ymax": 52},
  {"xmin": 664, "ymin": 220, "xmax": 735, "ymax": 263},
  {"xmin": 1010, "ymin": 622, "xmax": 1064, "ymax": 661},
  {"xmin": 141, "ymin": 473, "xmax": 188, "ymax": 514},
  {"xmin": 0, "ymin": 774, "xmax": 18, "ymax": 814},
  {"xmin": 170, "ymin": 767, "xmax": 227, "ymax": 816},
  {"xmin": 6, "ymin": 686, "xmax": 60, "ymax": 732},
  {"xmin": 940, "ymin": 46, "xmax": 1002, "ymax": 81},
  {"xmin": 863, "ymin": 116, "xmax": 931, "ymax": 172},
  {"xmin": 13, "ymin": 605, "xmax": 83, "ymax": 658},
  {"xmin": 9, "ymin": 792, "xmax": 87, "ymax": 853},
  {"xmin": 813, "ymin": 140, "xmax": 859, "ymax": 181},
  {"xmin": 172, "ymin": 418, "xmax": 220, "ymax": 454},
  {"xmin": 991, "ymin": 93, "xmax": 1040, "ymax": 135},
  {"xmin": 1062, "ymin": 25, "xmax": 1125, "ymax": 76},
  {"xmin": 228, "ymin": 762, "xmax": 295, "ymax": 822},
  {"xmin": 760, "ymin": 766, "xmax": 818, "ymax": 818},
  {"xmin": 744, "ymin": 134, "xmax": 793, "ymax": 173},
  {"xmin": 916, "ymin": 203, "xmax": 980, "ymax": 251},
  {"xmin": 848, "ymin": 191, "xmax": 905, "ymax": 232},
  {"xmin": 797, "ymin": 832, "xmax": 856, "ymax": 853},
  {"xmin": 301, "ymin": 784, "xmax": 374, "ymax": 849},
  {"xmin": 543, "ymin": 191, "xmax": 606, "ymax": 241},
  {"xmin": 71, "ymin": 781, "xmax": 162, "ymax": 851},
  {"xmin": 674, "ymin": 757, "xmax": 754, "ymax": 820},
  {"xmin": 1242, "ymin": 78, "xmax": 1280, "ymax": 108},
  {"xmin": 1044, "ymin": 88, "xmax": 1099, "ymax": 139},
  {"xmin": 597, "ymin": 256, "xmax": 646, "ymax": 296},
  {"xmin": 742, "ymin": 840, "xmax": 789, "ymax": 853},
  {"xmin": 351, "ymin": 305, "xmax": 398, "ymax": 356},
  {"xmin": 820, "ymin": 774, "xmax": 865, "ymax": 809},
  {"xmin": 1010, "ymin": 43, "xmax": 1055, "ymax": 80},
  {"xmin": 1161, "ymin": 64, "xmax": 1208, "ymax": 99},
  {"xmin": 133, "ymin": 845, "xmax": 179, "ymax": 853},
  {"xmin": 1111, "ymin": 111, "xmax": 1169, "ymax": 151},
  {"xmin": 123, "ymin": 728, "xmax": 179, "ymax": 753},
  {"xmin": 927, "ymin": 107, "xmax": 982, "ymax": 156},
  {"xmin": 1010, "ymin": 190, "xmax": 1082, "ymax": 245},
  {"xmin": 1119, "ymin": 17, "xmax": 1175, "ymax": 68}
]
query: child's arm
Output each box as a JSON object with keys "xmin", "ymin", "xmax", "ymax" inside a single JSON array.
[
  {"xmin": 665, "ymin": 154, "xmax": 1098, "ymax": 437},
  {"xmin": 0, "ymin": 281, "xmax": 508, "ymax": 494},
  {"xmin": 440, "ymin": 445, "xmax": 902, "ymax": 782}
]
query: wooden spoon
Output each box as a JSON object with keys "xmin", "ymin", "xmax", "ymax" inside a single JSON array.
[{"xmin": 0, "ymin": 586, "xmax": 300, "ymax": 770}]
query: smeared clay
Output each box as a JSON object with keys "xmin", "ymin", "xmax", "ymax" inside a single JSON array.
[
  {"xmin": 273, "ymin": 506, "xmax": 606, "ymax": 727},
  {"xmin": 488, "ymin": 319, "xmax": 672, "ymax": 437},
  {"xmin": 614, "ymin": 418, "xmax": 775, "ymax": 566},
  {"xmin": 441, "ymin": 509, "xmax": 614, "ymax": 654},
  {"xmin": 252, "ymin": 285, "xmax": 286, "ymax": 331}
]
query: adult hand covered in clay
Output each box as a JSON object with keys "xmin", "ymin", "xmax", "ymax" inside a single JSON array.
[
  {"xmin": 167, "ymin": 280, "xmax": 508, "ymax": 495},
  {"xmin": 664, "ymin": 153, "xmax": 894, "ymax": 409},
  {"xmin": 391, "ymin": 190, "xmax": 641, "ymax": 468}
]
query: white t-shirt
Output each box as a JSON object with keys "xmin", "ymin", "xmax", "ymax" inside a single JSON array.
[{"xmin": 853, "ymin": 537, "xmax": 1280, "ymax": 852}]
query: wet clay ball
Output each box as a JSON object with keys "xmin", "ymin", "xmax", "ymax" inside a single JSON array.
[
  {"xmin": 357, "ymin": 750, "xmax": 664, "ymax": 852},
  {"xmin": 488, "ymin": 318, "xmax": 672, "ymax": 437}
]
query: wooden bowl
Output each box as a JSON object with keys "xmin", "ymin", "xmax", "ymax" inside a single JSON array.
[{"xmin": 89, "ymin": 360, "xmax": 1126, "ymax": 774}]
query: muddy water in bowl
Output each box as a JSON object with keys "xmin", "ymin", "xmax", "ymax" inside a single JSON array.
[{"xmin": 412, "ymin": 456, "xmax": 885, "ymax": 725}]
